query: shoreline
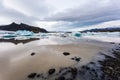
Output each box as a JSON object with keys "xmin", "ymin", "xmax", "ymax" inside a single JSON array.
[{"xmin": 0, "ymin": 39, "xmax": 119, "ymax": 80}]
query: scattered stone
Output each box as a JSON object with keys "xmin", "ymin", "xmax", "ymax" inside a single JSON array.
[
  {"xmin": 27, "ymin": 73, "xmax": 37, "ymax": 79},
  {"xmin": 66, "ymin": 78, "xmax": 73, "ymax": 80},
  {"xmin": 110, "ymin": 42, "xmax": 115, "ymax": 44},
  {"xmin": 71, "ymin": 68, "xmax": 77, "ymax": 79},
  {"xmin": 71, "ymin": 56, "xmax": 81, "ymax": 62},
  {"xmin": 48, "ymin": 68, "xmax": 56, "ymax": 75},
  {"xmin": 57, "ymin": 76, "xmax": 65, "ymax": 80},
  {"xmin": 98, "ymin": 48, "xmax": 120, "ymax": 80},
  {"xmin": 85, "ymin": 66, "xmax": 90, "ymax": 70},
  {"xmin": 26, "ymin": 48, "xmax": 120, "ymax": 80},
  {"xmin": 81, "ymin": 65, "xmax": 85, "ymax": 69},
  {"xmin": 36, "ymin": 74, "xmax": 40, "ymax": 78},
  {"xmin": 116, "ymin": 49, "xmax": 120, "ymax": 50},
  {"xmin": 90, "ymin": 62, "xmax": 95, "ymax": 64},
  {"xmin": 91, "ymin": 69, "xmax": 95, "ymax": 72},
  {"xmin": 75, "ymin": 58, "xmax": 81, "ymax": 62},
  {"xmin": 31, "ymin": 52, "xmax": 35, "ymax": 56},
  {"xmin": 71, "ymin": 58, "xmax": 75, "ymax": 60},
  {"xmin": 63, "ymin": 52, "xmax": 70, "ymax": 56}
]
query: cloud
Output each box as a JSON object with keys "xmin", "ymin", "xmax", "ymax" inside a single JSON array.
[
  {"xmin": 35, "ymin": 20, "xmax": 120, "ymax": 31},
  {"xmin": 0, "ymin": 8, "xmax": 38, "ymax": 25},
  {"xmin": 0, "ymin": 0, "xmax": 120, "ymax": 31},
  {"xmin": 3, "ymin": 0, "xmax": 51, "ymax": 17},
  {"xmin": 0, "ymin": 0, "xmax": 52, "ymax": 25},
  {"xmin": 45, "ymin": 0, "xmax": 84, "ymax": 13},
  {"xmin": 71, "ymin": 20, "xmax": 120, "ymax": 31},
  {"xmin": 35, "ymin": 21, "xmax": 74, "ymax": 31},
  {"xmin": 45, "ymin": 0, "xmax": 120, "ymax": 25}
]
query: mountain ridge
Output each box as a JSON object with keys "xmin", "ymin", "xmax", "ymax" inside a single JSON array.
[
  {"xmin": 0, "ymin": 22, "xmax": 48, "ymax": 33},
  {"xmin": 81, "ymin": 27, "xmax": 120, "ymax": 32}
]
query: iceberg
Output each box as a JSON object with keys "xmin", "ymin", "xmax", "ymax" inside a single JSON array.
[
  {"xmin": 2, "ymin": 33, "xmax": 16, "ymax": 39},
  {"xmin": 15, "ymin": 30, "xmax": 34, "ymax": 36},
  {"xmin": 72, "ymin": 32, "xmax": 82, "ymax": 37}
]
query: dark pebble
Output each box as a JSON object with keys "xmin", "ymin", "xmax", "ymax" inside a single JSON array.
[
  {"xmin": 71, "ymin": 58, "xmax": 75, "ymax": 60},
  {"xmin": 66, "ymin": 79, "xmax": 73, "ymax": 80},
  {"xmin": 57, "ymin": 76, "xmax": 65, "ymax": 80},
  {"xmin": 91, "ymin": 69, "xmax": 95, "ymax": 72},
  {"xmin": 71, "ymin": 68, "xmax": 77, "ymax": 79},
  {"xmin": 75, "ymin": 58, "xmax": 81, "ymax": 62},
  {"xmin": 116, "ymin": 49, "xmax": 119, "ymax": 50},
  {"xmin": 81, "ymin": 65, "xmax": 85, "ymax": 69},
  {"xmin": 37, "ymin": 74, "xmax": 40, "ymax": 78},
  {"xmin": 31, "ymin": 52, "xmax": 35, "ymax": 56},
  {"xmin": 48, "ymin": 68, "xmax": 56, "ymax": 75},
  {"xmin": 90, "ymin": 62, "xmax": 95, "ymax": 64},
  {"xmin": 71, "ymin": 68, "xmax": 77, "ymax": 76},
  {"xmin": 86, "ymin": 66, "xmax": 90, "ymax": 70},
  {"xmin": 71, "ymin": 57, "xmax": 81, "ymax": 62},
  {"xmin": 27, "ymin": 73, "xmax": 37, "ymax": 79},
  {"xmin": 63, "ymin": 52, "xmax": 70, "ymax": 56},
  {"xmin": 110, "ymin": 42, "xmax": 115, "ymax": 44}
]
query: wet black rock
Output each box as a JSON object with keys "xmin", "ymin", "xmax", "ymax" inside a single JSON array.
[
  {"xmin": 110, "ymin": 42, "xmax": 115, "ymax": 44},
  {"xmin": 66, "ymin": 79, "xmax": 73, "ymax": 80},
  {"xmin": 48, "ymin": 68, "xmax": 56, "ymax": 75},
  {"xmin": 26, "ymin": 47, "xmax": 120, "ymax": 80},
  {"xmin": 56, "ymin": 67, "xmax": 78, "ymax": 80},
  {"xmin": 75, "ymin": 58, "xmax": 81, "ymax": 62},
  {"xmin": 98, "ymin": 48, "xmax": 120, "ymax": 80},
  {"xmin": 31, "ymin": 52, "xmax": 35, "ymax": 56},
  {"xmin": 71, "ymin": 68, "xmax": 77, "ymax": 78},
  {"xmin": 55, "ymin": 47, "xmax": 120, "ymax": 80},
  {"xmin": 71, "ymin": 57, "xmax": 81, "ymax": 62},
  {"xmin": 63, "ymin": 52, "xmax": 70, "ymax": 56},
  {"xmin": 71, "ymin": 58, "xmax": 75, "ymax": 60},
  {"xmin": 36, "ymin": 74, "xmax": 40, "ymax": 78},
  {"xmin": 27, "ymin": 73, "xmax": 37, "ymax": 79},
  {"xmin": 89, "ymin": 62, "xmax": 95, "ymax": 64},
  {"xmin": 82, "ymin": 65, "xmax": 86, "ymax": 68},
  {"xmin": 57, "ymin": 76, "xmax": 65, "ymax": 80},
  {"xmin": 81, "ymin": 65, "xmax": 90, "ymax": 70},
  {"xmin": 86, "ymin": 66, "xmax": 90, "ymax": 70}
]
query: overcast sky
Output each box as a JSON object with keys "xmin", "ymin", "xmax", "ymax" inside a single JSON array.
[{"xmin": 0, "ymin": 0, "xmax": 120, "ymax": 31}]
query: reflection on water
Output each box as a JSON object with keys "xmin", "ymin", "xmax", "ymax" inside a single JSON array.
[
  {"xmin": 0, "ymin": 38, "xmax": 39, "ymax": 44},
  {"xmin": 0, "ymin": 37, "xmax": 118, "ymax": 80}
]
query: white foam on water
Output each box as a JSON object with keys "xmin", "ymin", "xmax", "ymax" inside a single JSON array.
[{"xmin": 83, "ymin": 35, "xmax": 120, "ymax": 43}]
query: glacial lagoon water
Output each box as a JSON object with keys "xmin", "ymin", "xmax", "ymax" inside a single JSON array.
[{"xmin": 0, "ymin": 30, "xmax": 120, "ymax": 80}]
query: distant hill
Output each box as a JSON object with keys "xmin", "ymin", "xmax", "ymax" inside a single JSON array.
[
  {"xmin": 0, "ymin": 22, "xmax": 48, "ymax": 33},
  {"xmin": 81, "ymin": 27, "xmax": 120, "ymax": 32}
]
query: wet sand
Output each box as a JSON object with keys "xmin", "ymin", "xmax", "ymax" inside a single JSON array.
[{"xmin": 0, "ymin": 39, "xmax": 118, "ymax": 80}]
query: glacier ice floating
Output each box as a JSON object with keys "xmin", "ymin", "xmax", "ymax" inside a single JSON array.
[
  {"xmin": 15, "ymin": 30, "xmax": 34, "ymax": 36},
  {"xmin": 2, "ymin": 33, "xmax": 16, "ymax": 39},
  {"xmin": 72, "ymin": 32, "xmax": 82, "ymax": 37}
]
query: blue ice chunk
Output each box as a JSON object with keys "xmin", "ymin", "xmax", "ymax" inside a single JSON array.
[
  {"xmin": 15, "ymin": 30, "xmax": 34, "ymax": 36},
  {"xmin": 73, "ymin": 32, "xmax": 82, "ymax": 37},
  {"xmin": 3, "ymin": 33, "xmax": 16, "ymax": 39}
]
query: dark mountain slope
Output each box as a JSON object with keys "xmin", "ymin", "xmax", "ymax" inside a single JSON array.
[
  {"xmin": 81, "ymin": 27, "xmax": 120, "ymax": 32},
  {"xmin": 0, "ymin": 22, "xmax": 48, "ymax": 33}
]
